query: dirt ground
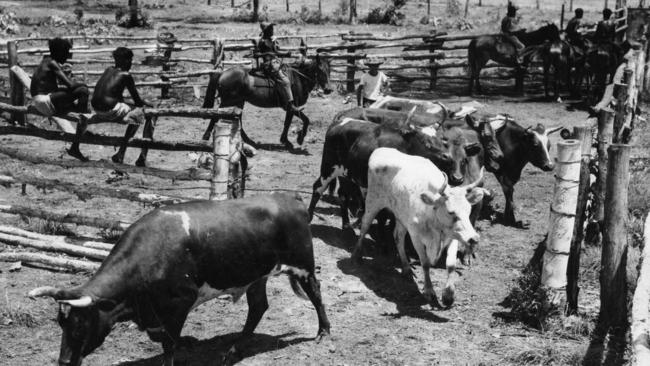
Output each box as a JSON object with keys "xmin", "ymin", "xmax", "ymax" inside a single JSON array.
[{"xmin": 0, "ymin": 1, "xmax": 648, "ymax": 365}]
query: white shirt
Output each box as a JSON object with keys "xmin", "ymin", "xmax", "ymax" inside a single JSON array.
[{"xmin": 360, "ymin": 71, "xmax": 388, "ymax": 100}]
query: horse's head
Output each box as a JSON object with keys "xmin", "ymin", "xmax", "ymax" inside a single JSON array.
[
  {"xmin": 541, "ymin": 22, "xmax": 561, "ymax": 41},
  {"xmin": 315, "ymin": 54, "xmax": 333, "ymax": 95}
]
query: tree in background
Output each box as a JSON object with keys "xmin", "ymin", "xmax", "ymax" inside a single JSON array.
[{"xmin": 253, "ymin": 0, "xmax": 260, "ymax": 21}]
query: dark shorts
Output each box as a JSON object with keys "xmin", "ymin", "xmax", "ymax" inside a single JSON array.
[{"xmin": 362, "ymin": 98, "xmax": 376, "ymax": 108}]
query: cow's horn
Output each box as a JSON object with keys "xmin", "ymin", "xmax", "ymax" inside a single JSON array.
[
  {"xmin": 440, "ymin": 172, "xmax": 449, "ymax": 194},
  {"xmin": 545, "ymin": 126, "xmax": 564, "ymax": 135},
  {"xmin": 462, "ymin": 167, "xmax": 485, "ymax": 192},
  {"xmin": 59, "ymin": 296, "xmax": 93, "ymax": 308},
  {"xmin": 28, "ymin": 286, "xmax": 61, "ymax": 299},
  {"xmin": 404, "ymin": 106, "xmax": 417, "ymax": 124}
]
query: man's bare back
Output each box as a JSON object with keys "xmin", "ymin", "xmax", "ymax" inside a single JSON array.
[
  {"xmin": 92, "ymin": 67, "xmax": 144, "ymax": 111},
  {"xmin": 30, "ymin": 56, "xmax": 69, "ymax": 96}
]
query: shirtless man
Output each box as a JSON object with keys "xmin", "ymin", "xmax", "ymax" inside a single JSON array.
[
  {"xmin": 30, "ymin": 38, "xmax": 89, "ymax": 118},
  {"xmin": 68, "ymin": 47, "xmax": 152, "ymax": 162}
]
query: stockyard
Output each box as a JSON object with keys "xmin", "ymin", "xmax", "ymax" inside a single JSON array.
[{"xmin": 0, "ymin": 0, "xmax": 648, "ymax": 365}]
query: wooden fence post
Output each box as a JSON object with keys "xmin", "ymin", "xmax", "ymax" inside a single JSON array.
[
  {"xmin": 566, "ymin": 125, "xmax": 593, "ymax": 315},
  {"xmin": 346, "ymin": 40, "xmax": 357, "ymax": 93},
  {"xmin": 541, "ymin": 139, "xmax": 581, "ymax": 310},
  {"xmin": 210, "ymin": 122, "xmax": 231, "ymax": 201},
  {"xmin": 228, "ymin": 116, "xmax": 244, "ymax": 199},
  {"xmin": 587, "ymin": 108, "xmax": 615, "ymax": 246},
  {"xmin": 614, "ymin": 68, "xmax": 633, "ymax": 141},
  {"xmin": 7, "ymin": 41, "xmax": 25, "ymax": 125},
  {"xmin": 159, "ymin": 34, "xmax": 176, "ymax": 100},
  {"xmin": 632, "ymin": 213, "xmax": 650, "ymax": 365},
  {"xmin": 599, "ymin": 143, "xmax": 631, "ymax": 364},
  {"xmin": 286, "ymin": 0, "xmax": 289, "ymax": 12},
  {"xmin": 560, "ymin": 3, "xmax": 565, "ymax": 30},
  {"xmin": 350, "ymin": 0, "xmax": 357, "ymax": 24},
  {"xmin": 211, "ymin": 38, "xmax": 224, "ymax": 68},
  {"xmin": 426, "ymin": 37, "xmax": 441, "ymax": 89}
]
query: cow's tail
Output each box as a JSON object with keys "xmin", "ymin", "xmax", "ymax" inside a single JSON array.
[{"xmin": 289, "ymin": 275, "xmax": 310, "ymax": 301}]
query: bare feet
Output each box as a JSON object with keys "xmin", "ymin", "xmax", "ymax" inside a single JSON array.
[{"xmin": 66, "ymin": 147, "xmax": 88, "ymax": 162}]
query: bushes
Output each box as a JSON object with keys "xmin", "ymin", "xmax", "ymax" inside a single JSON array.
[{"xmin": 365, "ymin": 0, "xmax": 406, "ymax": 25}]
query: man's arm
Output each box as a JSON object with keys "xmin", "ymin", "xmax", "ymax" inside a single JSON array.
[
  {"xmin": 357, "ymin": 84, "xmax": 364, "ymax": 107},
  {"xmin": 50, "ymin": 60, "xmax": 83, "ymax": 89},
  {"xmin": 381, "ymin": 73, "xmax": 390, "ymax": 93},
  {"xmin": 124, "ymin": 73, "xmax": 152, "ymax": 107}
]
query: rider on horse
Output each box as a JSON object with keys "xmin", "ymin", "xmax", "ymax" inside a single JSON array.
[
  {"xmin": 595, "ymin": 8, "xmax": 617, "ymax": 44},
  {"xmin": 501, "ymin": 3, "xmax": 525, "ymax": 64},
  {"xmin": 565, "ymin": 8, "xmax": 588, "ymax": 51},
  {"xmin": 256, "ymin": 22, "xmax": 303, "ymax": 114}
]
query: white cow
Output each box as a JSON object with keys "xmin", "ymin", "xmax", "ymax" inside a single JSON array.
[{"xmin": 351, "ymin": 147, "xmax": 487, "ymax": 307}]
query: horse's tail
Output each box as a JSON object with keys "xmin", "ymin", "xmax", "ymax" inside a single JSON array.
[{"xmin": 202, "ymin": 71, "xmax": 222, "ymax": 109}]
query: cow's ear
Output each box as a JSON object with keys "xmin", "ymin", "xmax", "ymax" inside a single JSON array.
[
  {"xmin": 96, "ymin": 298, "xmax": 118, "ymax": 312},
  {"xmin": 466, "ymin": 188, "xmax": 486, "ymax": 205},
  {"xmin": 464, "ymin": 142, "xmax": 482, "ymax": 156},
  {"xmin": 420, "ymin": 191, "xmax": 442, "ymax": 206}
]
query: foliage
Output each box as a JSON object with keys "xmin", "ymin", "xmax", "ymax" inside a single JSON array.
[
  {"xmin": 115, "ymin": 6, "xmax": 152, "ymax": 28},
  {"xmin": 447, "ymin": 0, "xmax": 461, "ymax": 16},
  {"xmin": 0, "ymin": 8, "xmax": 20, "ymax": 35},
  {"xmin": 365, "ymin": 5, "xmax": 405, "ymax": 26},
  {"xmin": 22, "ymin": 218, "xmax": 75, "ymax": 237},
  {"xmin": 294, "ymin": 6, "xmax": 327, "ymax": 25}
]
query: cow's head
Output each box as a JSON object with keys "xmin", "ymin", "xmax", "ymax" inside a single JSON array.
[
  {"xmin": 29, "ymin": 286, "xmax": 115, "ymax": 366},
  {"xmin": 314, "ymin": 54, "xmax": 333, "ymax": 95},
  {"xmin": 441, "ymin": 127, "xmax": 482, "ymax": 186},
  {"xmin": 420, "ymin": 168, "xmax": 488, "ymax": 253},
  {"xmin": 402, "ymin": 124, "xmax": 454, "ymax": 175},
  {"xmin": 524, "ymin": 124, "xmax": 563, "ymax": 171}
]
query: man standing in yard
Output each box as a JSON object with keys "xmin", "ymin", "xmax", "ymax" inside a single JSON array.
[
  {"xmin": 68, "ymin": 47, "xmax": 151, "ymax": 162},
  {"xmin": 501, "ymin": 2, "xmax": 525, "ymax": 64},
  {"xmin": 256, "ymin": 22, "xmax": 303, "ymax": 114},
  {"xmin": 594, "ymin": 8, "xmax": 617, "ymax": 44},
  {"xmin": 357, "ymin": 59, "xmax": 389, "ymax": 107},
  {"xmin": 30, "ymin": 38, "xmax": 89, "ymax": 118},
  {"xmin": 565, "ymin": 8, "xmax": 588, "ymax": 50}
]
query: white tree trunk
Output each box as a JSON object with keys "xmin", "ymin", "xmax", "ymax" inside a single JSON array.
[{"xmin": 542, "ymin": 140, "xmax": 581, "ymax": 306}]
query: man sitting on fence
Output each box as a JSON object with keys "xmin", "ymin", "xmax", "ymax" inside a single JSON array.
[
  {"xmin": 68, "ymin": 47, "xmax": 151, "ymax": 162},
  {"xmin": 29, "ymin": 38, "xmax": 89, "ymax": 118},
  {"xmin": 256, "ymin": 22, "xmax": 303, "ymax": 114},
  {"xmin": 500, "ymin": 3, "xmax": 525, "ymax": 64},
  {"xmin": 357, "ymin": 59, "xmax": 389, "ymax": 108}
]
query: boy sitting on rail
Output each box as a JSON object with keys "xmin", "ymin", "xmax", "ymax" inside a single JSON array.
[
  {"xmin": 68, "ymin": 47, "xmax": 152, "ymax": 162},
  {"xmin": 30, "ymin": 37, "xmax": 89, "ymax": 119}
]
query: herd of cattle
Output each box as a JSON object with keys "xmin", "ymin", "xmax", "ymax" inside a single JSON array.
[{"xmin": 27, "ymin": 96, "xmax": 563, "ymax": 365}]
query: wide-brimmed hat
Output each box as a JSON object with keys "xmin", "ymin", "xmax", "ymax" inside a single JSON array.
[{"xmin": 365, "ymin": 58, "xmax": 383, "ymax": 66}]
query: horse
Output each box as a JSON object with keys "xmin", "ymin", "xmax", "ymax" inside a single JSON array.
[
  {"xmin": 467, "ymin": 23, "xmax": 561, "ymax": 95},
  {"xmin": 201, "ymin": 55, "xmax": 333, "ymax": 150},
  {"xmin": 586, "ymin": 41, "xmax": 629, "ymax": 104},
  {"xmin": 537, "ymin": 38, "xmax": 584, "ymax": 99}
]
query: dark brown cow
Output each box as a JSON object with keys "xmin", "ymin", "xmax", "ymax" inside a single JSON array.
[{"xmin": 29, "ymin": 194, "xmax": 330, "ymax": 366}]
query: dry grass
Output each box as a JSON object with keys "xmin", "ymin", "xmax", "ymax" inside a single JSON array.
[
  {"xmin": 22, "ymin": 217, "xmax": 75, "ymax": 237},
  {"xmin": 504, "ymin": 337, "xmax": 584, "ymax": 366}
]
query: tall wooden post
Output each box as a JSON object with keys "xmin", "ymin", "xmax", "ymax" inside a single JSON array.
[
  {"xmin": 427, "ymin": 38, "xmax": 440, "ymax": 89},
  {"xmin": 253, "ymin": 0, "xmax": 260, "ymax": 22},
  {"xmin": 350, "ymin": 0, "xmax": 357, "ymax": 24},
  {"xmin": 566, "ymin": 125, "xmax": 593, "ymax": 315},
  {"xmin": 128, "ymin": 0, "xmax": 139, "ymax": 27},
  {"xmin": 346, "ymin": 42, "xmax": 357, "ymax": 93},
  {"xmin": 285, "ymin": 0, "xmax": 289, "ymax": 12},
  {"xmin": 614, "ymin": 69, "xmax": 633, "ymax": 141},
  {"xmin": 541, "ymin": 139, "xmax": 581, "ymax": 310},
  {"xmin": 428, "ymin": 0, "xmax": 431, "ymax": 16},
  {"xmin": 228, "ymin": 117, "xmax": 244, "ymax": 198},
  {"xmin": 210, "ymin": 122, "xmax": 231, "ymax": 201},
  {"xmin": 159, "ymin": 34, "xmax": 176, "ymax": 100},
  {"xmin": 7, "ymin": 41, "xmax": 25, "ymax": 125},
  {"xmin": 560, "ymin": 3, "xmax": 565, "ymax": 30},
  {"xmin": 587, "ymin": 108, "xmax": 614, "ymax": 246},
  {"xmin": 599, "ymin": 143, "xmax": 631, "ymax": 365},
  {"xmin": 211, "ymin": 38, "xmax": 224, "ymax": 68}
]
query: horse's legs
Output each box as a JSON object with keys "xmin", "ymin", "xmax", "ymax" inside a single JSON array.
[
  {"xmin": 202, "ymin": 117, "xmax": 218, "ymax": 141},
  {"xmin": 543, "ymin": 61, "xmax": 551, "ymax": 98},
  {"xmin": 296, "ymin": 110, "xmax": 310, "ymax": 146},
  {"xmin": 135, "ymin": 116, "xmax": 156, "ymax": 167},
  {"xmin": 279, "ymin": 110, "xmax": 294, "ymax": 149},
  {"xmin": 112, "ymin": 124, "xmax": 140, "ymax": 164}
]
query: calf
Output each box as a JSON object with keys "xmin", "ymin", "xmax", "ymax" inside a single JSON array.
[
  {"xmin": 29, "ymin": 194, "xmax": 330, "ymax": 366},
  {"xmin": 307, "ymin": 116, "xmax": 453, "ymax": 229},
  {"xmin": 466, "ymin": 115, "xmax": 562, "ymax": 227},
  {"xmin": 352, "ymin": 148, "xmax": 487, "ymax": 307}
]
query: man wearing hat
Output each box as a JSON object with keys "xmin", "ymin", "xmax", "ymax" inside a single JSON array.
[
  {"xmin": 257, "ymin": 22, "xmax": 302, "ymax": 114},
  {"xmin": 357, "ymin": 59, "xmax": 389, "ymax": 107},
  {"xmin": 501, "ymin": 2, "xmax": 525, "ymax": 64}
]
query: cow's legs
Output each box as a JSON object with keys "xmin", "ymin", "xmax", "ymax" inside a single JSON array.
[
  {"xmin": 202, "ymin": 117, "xmax": 219, "ymax": 141},
  {"xmin": 394, "ymin": 221, "xmax": 413, "ymax": 279},
  {"xmin": 351, "ymin": 199, "xmax": 383, "ymax": 263},
  {"xmin": 442, "ymin": 238, "xmax": 458, "ymax": 308},
  {"xmin": 224, "ymin": 278, "xmax": 269, "ymax": 363},
  {"xmin": 412, "ymin": 234, "xmax": 438, "ymax": 306},
  {"xmin": 112, "ymin": 124, "xmax": 140, "ymax": 164},
  {"xmin": 293, "ymin": 274, "xmax": 331, "ymax": 341},
  {"xmin": 135, "ymin": 116, "xmax": 156, "ymax": 167},
  {"xmin": 497, "ymin": 176, "xmax": 520, "ymax": 227}
]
